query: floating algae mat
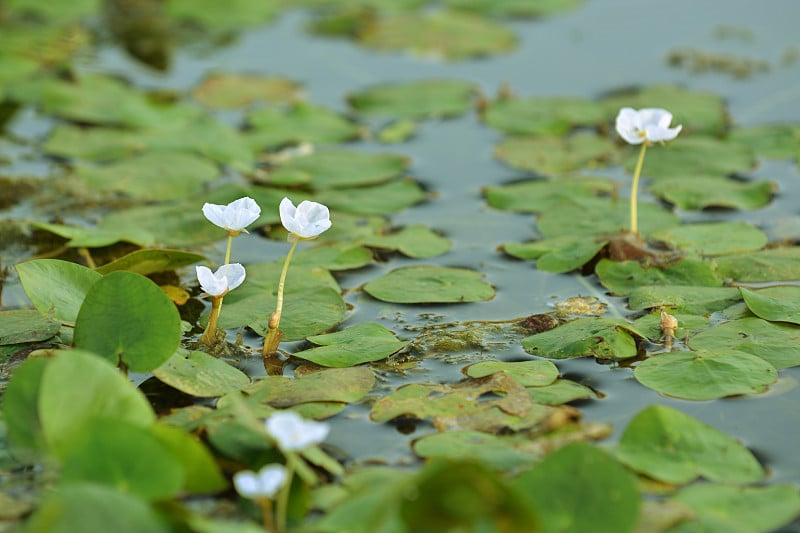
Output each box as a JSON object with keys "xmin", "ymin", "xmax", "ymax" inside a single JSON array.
[{"xmin": 1, "ymin": 0, "xmax": 800, "ymax": 531}]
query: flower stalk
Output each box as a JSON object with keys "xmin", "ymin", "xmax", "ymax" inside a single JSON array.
[
  {"xmin": 629, "ymin": 141, "xmax": 648, "ymax": 236},
  {"xmin": 263, "ymin": 237, "xmax": 299, "ymax": 355}
]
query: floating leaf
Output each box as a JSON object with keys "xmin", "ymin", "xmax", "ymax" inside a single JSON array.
[
  {"xmin": 628, "ymin": 285, "xmax": 742, "ymax": 315},
  {"xmin": 76, "ymin": 151, "xmax": 219, "ymax": 200},
  {"xmin": 602, "ymin": 85, "xmax": 728, "ymax": 136},
  {"xmin": 632, "ymin": 311, "xmax": 709, "ymax": 342},
  {"xmin": 6, "ymin": 0, "xmax": 101, "ymax": 23},
  {"xmin": 363, "ymin": 265, "xmax": 495, "ymax": 303},
  {"xmin": 293, "ymin": 323, "xmax": 408, "ymax": 367},
  {"xmin": 713, "ymin": 247, "xmax": 800, "ymax": 282},
  {"xmin": 484, "ymin": 96, "xmax": 607, "ymax": 136},
  {"xmin": 669, "ymin": 483, "xmax": 800, "ymax": 533},
  {"xmin": 503, "ymin": 236, "xmax": 608, "ymax": 274},
  {"xmin": 16, "ymin": 259, "xmax": 102, "ymax": 323},
  {"xmin": 522, "ymin": 318, "xmax": 642, "ymax": 360},
  {"xmin": 648, "ymin": 175, "xmax": 775, "ymax": 210},
  {"xmin": 514, "ymin": 443, "xmax": 640, "ymax": 533},
  {"xmin": 153, "ymin": 350, "xmax": 250, "ymax": 397},
  {"xmin": 526, "ymin": 379, "xmax": 597, "ymax": 405},
  {"xmin": 246, "ymin": 103, "xmax": 362, "ymax": 150},
  {"xmin": 167, "ymin": 0, "xmax": 285, "ymax": 31},
  {"xmin": 323, "ymin": 178, "xmax": 427, "ymax": 215},
  {"xmin": 361, "ymin": 225, "xmax": 451, "ymax": 258},
  {"xmin": 44, "ymin": 124, "xmax": 144, "ymax": 160},
  {"xmin": 269, "ymin": 148, "xmax": 408, "ymax": 189},
  {"xmin": 495, "ymin": 132, "xmax": 617, "ymax": 175},
  {"xmin": 443, "ymin": 0, "xmax": 585, "ymax": 18},
  {"xmin": 688, "ymin": 317, "xmax": 800, "ymax": 370},
  {"xmin": 740, "ymin": 286, "xmax": 800, "ymax": 325},
  {"xmin": 596, "ymin": 257, "xmax": 722, "ymax": 296},
  {"xmin": 347, "ymin": 78, "xmax": 476, "ymax": 119},
  {"xmin": 616, "ymin": 405, "xmax": 765, "ymax": 485},
  {"xmin": 376, "ymin": 118, "xmax": 418, "ymax": 143},
  {"xmin": 0, "ymin": 310, "xmax": 60, "ymax": 345},
  {"xmin": 192, "ymin": 72, "xmax": 302, "ymax": 109},
  {"xmin": 95, "ymin": 249, "xmax": 205, "ymax": 276},
  {"xmin": 650, "ymin": 222, "xmax": 767, "ymax": 256},
  {"xmin": 634, "ymin": 350, "xmax": 777, "ymax": 400},
  {"xmin": 293, "ymin": 243, "xmax": 374, "ymax": 271},
  {"xmin": 536, "ymin": 196, "xmax": 680, "ymax": 238},
  {"xmin": 622, "ymin": 136, "xmax": 755, "ymax": 179},
  {"xmin": 358, "ymin": 11, "xmax": 517, "ymax": 60},
  {"xmin": 464, "ymin": 360, "xmax": 559, "ymax": 387},
  {"xmin": 485, "ymin": 176, "xmax": 616, "ymax": 213},
  {"xmin": 413, "ymin": 431, "xmax": 534, "ymax": 470},
  {"xmin": 73, "ymin": 271, "xmax": 181, "ymax": 372},
  {"xmin": 728, "ymin": 124, "xmax": 800, "ymax": 159},
  {"xmin": 242, "ymin": 366, "xmax": 376, "ymax": 407}
]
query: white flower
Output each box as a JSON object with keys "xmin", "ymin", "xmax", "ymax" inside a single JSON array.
[
  {"xmin": 265, "ymin": 411, "xmax": 330, "ymax": 451},
  {"xmin": 233, "ymin": 464, "xmax": 287, "ymax": 499},
  {"xmin": 195, "ymin": 263, "xmax": 246, "ymax": 297},
  {"xmin": 202, "ymin": 197, "xmax": 261, "ymax": 234},
  {"xmin": 615, "ymin": 107, "xmax": 682, "ymax": 145},
  {"xmin": 279, "ymin": 197, "xmax": 332, "ymax": 240}
]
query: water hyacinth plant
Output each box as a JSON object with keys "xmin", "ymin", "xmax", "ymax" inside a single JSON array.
[
  {"xmin": 615, "ymin": 107, "xmax": 682, "ymax": 235},
  {"xmin": 263, "ymin": 197, "xmax": 332, "ymax": 355}
]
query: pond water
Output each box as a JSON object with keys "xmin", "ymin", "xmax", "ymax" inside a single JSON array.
[{"xmin": 2, "ymin": 0, "xmax": 800, "ymax": 530}]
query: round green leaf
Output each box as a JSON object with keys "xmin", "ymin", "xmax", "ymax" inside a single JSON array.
[
  {"xmin": 363, "ymin": 265, "xmax": 495, "ymax": 303},
  {"xmin": 360, "ymin": 225, "xmax": 452, "ymax": 258},
  {"xmin": 526, "ymin": 378, "xmax": 597, "ymax": 405},
  {"xmin": 634, "ymin": 350, "xmax": 777, "ymax": 401},
  {"xmin": 628, "ymin": 285, "xmax": 742, "ymax": 314},
  {"xmin": 740, "ymin": 286, "xmax": 800, "ymax": 325},
  {"xmin": 443, "ymin": 0, "xmax": 585, "ymax": 18},
  {"xmin": 246, "ymin": 103, "xmax": 362, "ymax": 150},
  {"xmin": 44, "ymin": 124, "xmax": 144, "ymax": 160},
  {"xmin": 485, "ymin": 176, "xmax": 616, "ymax": 213},
  {"xmin": 269, "ymin": 148, "xmax": 408, "ymax": 189},
  {"xmin": 648, "ymin": 175, "xmax": 775, "ymax": 211},
  {"xmin": 729, "ymin": 123, "xmax": 800, "ymax": 159},
  {"xmin": 713, "ymin": 247, "xmax": 800, "ymax": 282},
  {"xmin": 484, "ymin": 96, "xmax": 607, "ymax": 136},
  {"xmin": 494, "ymin": 132, "xmax": 617, "ymax": 175},
  {"xmin": 688, "ymin": 317, "xmax": 800, "ymax": 370},
  {"xmin": 0, "ymin": 310, "xmax": 60, "ymax": 345},
  {"xmin": 323, "ymin": 178, "xmax": 427, "ymax": 215},
  {"xmin": 596, "ymin": 257, "xmax": 722, "ymax": 296},
  {"xmin": 153, "ymin": 349, "xmax": 250, "ymax": 397},
  {"xmin": 191, "ymin": 72, "xmax": 301, "ymax": 108},
  {"xmin": 616, "ymin": 405, "xmax": 765, "ymax": 485},
  {"xmin": 73, "ymin": 271, "xmax": 182, "ymax": 372},
  {"xmin": 294, "ymin": 323, "xmax": 409, "ymax": 367},
  {"xmin": 60, "ymin": 418, "xmax": 184, "ymax": 501},
  {"xmin": 16, "ymin": 259, "xmax": 102, "ymax": 323},
  {"xmin": 39, "ymin": 350, "xmax": 155, "ymax": 456},
  {"xmin": 622, "ymin": 136, "xmax": 754, "ymax": 179},
  {"xmin": 94, "ymin": 249, "xmax": 205, "ymax": 276},
  {"xmin": 513, "ymin": 443, "xmax": 640, "ymax": 533},
  {"xmin": 632, "ymin": 311, "xmax": 709, "ymax": 342},
  {"xmin": 522, "ymin": 318, "xmax": 641, "ymax": 360},
  {"xmin": 413, "ymin": 431, "xmax": 536, "ymax": 471},
  {"xmin": 464, "ymin": 360, "xmax": 559, "ymax": 387},
  {"xmin": 650, "ymin": 222, "xmax": 767, "ymax": 256},
  {"xmin": 242, "ymin": 366, "xmax": 376, "ymax": 407},
  {"xmin": 347, "ymin": 78, "xmax": 476, "ymax": 119},
  {"xmin": 292, "ymin": 243, "xmax": 374, "ymax": 271},
  {"xmin": 504, "ymin": 236, "xmax": 608, "ymax": 274}
]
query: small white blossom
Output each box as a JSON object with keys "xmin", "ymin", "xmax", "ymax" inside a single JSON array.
[
  {"xmin": 233, "ymin": 464, "xmax": 287, "ymax": 499},
  {"xmin": 615, "ymin": 107, "xmax": 682, "ymax": 145},
  {"xmin": 265, "ymin": 411, "xmax": 330, "ymax": 451},
  {"xmin": 202, "ymin": 197, "xmax": 261, "ymax": 234},
  {"xmin": 279, "ymin": 197, "xmax": 332, "ymax": 240},
  {"xmin": 195, "ymin": 263, "xmax": 246, "ymax": 297}
]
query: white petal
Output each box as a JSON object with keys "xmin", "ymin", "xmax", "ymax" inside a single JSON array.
[
  {"xmin": 196, "ymin": 265, "xmax": 227, "ymax": 296},
  {"xmin": 255, "ymin": 465, "xmax": 287, "ymax": 497},
  {"xmin": 233, "ymin": 471, "xmax": 261, "ymax": 498},
  {"xmin": 217, "ymin": 263, "xmax": 246, "ymax": 291},
  {"xmin": 265, "ymin": 411, "xmax": 330, "ymax": 451},
  {"xmin": 202, "ymin": 203, "xmax": 228, "ymax": 229},
  {"xmin": 615, "ymin": 107, "xmax": 646, "ymax": 145},
  {"xmin": 293, "ymin": 200, "xmax": 332, "ymax": 239},
  {"xmin": 279, "ymin": 197, "xmax": 303, "ymax": 236},
  {"xmin": 227, "ymin": 197, "xmax": 261, "ymax": 230}
]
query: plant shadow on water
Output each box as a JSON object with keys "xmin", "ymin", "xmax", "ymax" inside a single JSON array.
[{"xmin": 1, "ymin": 0, "xmax": 800, "ymax": 531}]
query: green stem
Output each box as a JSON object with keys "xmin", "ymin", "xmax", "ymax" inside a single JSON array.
[
  {"xmin": 263, "ymin": 238, "xmax": 299, "ymax": 356},
  {"xmin": 199, "ymin": 295, "xmax": 223, "ymax": 346},
  {"xmin": 629, "ymin": 142, "xmax": 648, "ymax": 236},
  {"xmin": 275, "ymin": 455, "xmax": 296, "ymax": 533},
  {"xmin": 257, "ymin": 497, "xmax": 276, "ymax": 533},
  {"xmin": 224, "ymin": 234, "xmax": 233, "ymax": 265}
]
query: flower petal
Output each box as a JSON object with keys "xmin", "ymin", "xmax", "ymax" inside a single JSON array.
[
  {"xmin": 265, "ymin": 411, "xmax": 330, "ymax": 451},
  {"xmin": 196, "ymin": 265, "xmax": 227, "ymax": 296},
  {"xmin": 202, "ymin": 197, "xmax": 261, "ymax": 232},
  {"xmin": 217, "ymin": 263, "xmax": 246, "ymax": 291},
  {"xmin": 279, "ymin": 197, "xmax": 332, "ymax": 239}
]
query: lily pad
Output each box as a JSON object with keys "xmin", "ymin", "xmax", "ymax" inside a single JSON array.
[
  {"xmin": 522, "ymin": 317, "xmax": 642, "ymax": 360},
  {"xmin": 616, "ymin": 405, "xmax": 765, "ymax": 485},
  {"xmin": 596, "ymin": 257, "xmax": 722, "ymax": 296},
  {"xmin": 536, "ymin": 196, "xmax": 680, "ymax": 238},
  {"xmin": 360, "ymin": 225, "xmax": 451, "ymax": 258},
  {"xmin": 514, "ymin": 443, "xmax": 640, "ymax": 533},
  {"xmin": 0, "ymin": 310, "xmax": 60, "ymax": 345},
  {"xmin": 494, "ymin": 132, "xmax": 617, "ymax": 175},
  {"xmin": 44, "ymin": 124, "xmax": 144, "ymax": 160},
  {"xmin": 241, "ymin": 366, "xmax": 375, "ymax": 407},
  {"xmin": 444, "ymin": 0, "xmax": 584, "ymax": 17},
  {"xmin": 713, "ymin": 247, "xmax": 800, "ymax": 282},
  {"xmin": 246, "ymin": 103, "xmax": 363, "ymax": 150},
  {"xmin": 270, "ymin": 148, "xmax": 408, "ymax": 189},
  {"xmin": 413, "ymin": 431, "xmax": 536, "ymax": 471},
  {"xmin": 311, "ymin": 178, "xmax": 427, "ymax": 215},
  {"xmin": 503, "ymin": 236, "xmax": 608, "ymax": 274},
  {"xmin": 622, "ymin": 136, "xmax": 755, "ymax": 179},
  {"xmin": 669, "ymin": 483, "xmax": 800, "ymax": 533},
  {"xmin": 292, "ymin": 243, "xmax": 374, "ymax": 271},
  {"xmin": 16, "ymin": 259, "xmax": 102, "ymax": 323},
  {"xmin": 632, "ymin": 311, "xmax": 709, "ymax": 342},
  {"xmin": 688, "ymin": 317, "xmax": 800, "ymax": 370},
  {"xmin": 293, "ymin": 323, "xmax": 409, "ymax": 367},
  {"xmin": 485, "ymin": 176, "xmax": 616, "ymax": 213},
  {"xmin": 633, "ymin": 350, "xmax": 777, "ymax": 400},
  {"xmin": 153, "ymin": 349, "xmax": 250, "ymax": 397},
  {"xmin": 192, "ymin": 72, "xmax": 302, "ymax": 109},
  {"xmin": 358, "ymin": 11, "xmax": 517, "ymax": 61},
  {"xmin": 76, "ymin": 151, "xmax": 219, "ymax": 200},
  {"xmin": 740, "ymin": 286, "xmax": 800, "ymax": 325},
  {"xmin": 94, "ymin": 249, "xmax": 205, "ymax": 276},
  {"xmin": 526, "ymin": 379, "xmax": 597, "ymax": 405},
  {"xmin": 484, "ymin": 96, "xmax": 607, "ymax": 136},
  {"xmin": 651, "ymin": 222, "xmax": 767, "ymax": 256},
  {"xmin": 363, "ymin": 265, "xmax": 495, "ymax": 303},
  {"xmin": 728, "ymin": 123, "xmax": 800, "ymax": 159},
  {"xmin": 648, "ymin": 175, "xmax": 775, "ymax": 211},
  {"xmin": 73, "ymin": 271, "xmax": 182, "ymax": 372},
  {"xmin": 167, "ymin": 0, "xmax": 285, "ymax": 31},
  {"xmin": 628, "ymin": 285, "xmax": 742, "ymax": 315},
  {"xmin": 463, "ymin": 360, "xmax": 559, "ymax": 387},
  {"xmin": 347, "ymin": 78, "xmax": 476, "ymax": 119}
]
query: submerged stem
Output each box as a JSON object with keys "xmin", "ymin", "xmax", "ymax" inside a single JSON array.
[
  {"xmin": 629, "ymin": 142, "xmax": 648, "ymax": 236},
  {"xmin": 263, "ymin": 238, "xmax": 300, "ymax": 356}
]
